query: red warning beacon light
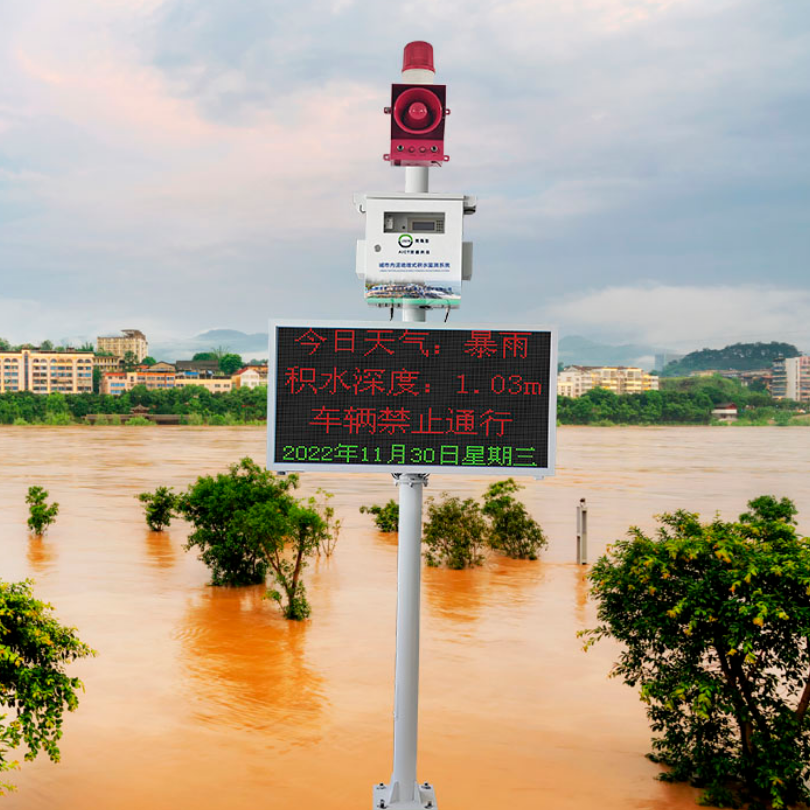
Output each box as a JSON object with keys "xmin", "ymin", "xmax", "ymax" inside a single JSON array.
[{"xmin": 384, "ymin": 41, "xmax": 449, "ymax": 167}]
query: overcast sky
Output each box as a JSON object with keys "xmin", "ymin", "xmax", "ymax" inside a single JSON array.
[{"xmin": 1, "ymin": 0, "xmax": 808, "ymax": 352}]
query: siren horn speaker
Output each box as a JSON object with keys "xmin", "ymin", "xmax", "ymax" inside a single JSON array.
[{"xmin": 386, "ymin": 83, "xmax": 448, "ymax": 166}]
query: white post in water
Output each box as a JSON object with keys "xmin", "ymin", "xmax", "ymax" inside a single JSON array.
[
  {"xmin": 379, "ymin": 41, "xmax": 436, "ymax": 810},
  {"xmin": 577, "ymin": 498, "xmax": 588, "ymax": 565}
]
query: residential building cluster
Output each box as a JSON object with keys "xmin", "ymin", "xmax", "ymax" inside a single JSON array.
[
  {"xmin": 0, "ymin": 330, "xmax": 268, "ymax": 396},
  {"xmin": 557, "ymin": 366, "xmax": 660, "ymax": 398}
]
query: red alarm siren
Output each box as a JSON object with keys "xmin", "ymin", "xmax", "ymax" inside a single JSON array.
[
  {"xmin": 402, "ymin": 41, "xmax": 435, "ymax": 73},
  {"xmin": 393, "ymin": 87, "xmax": 443, "ymax": 135},
  {"xmin": 385, "ymin": 83, "xmax": 448, "ymax": 167}
]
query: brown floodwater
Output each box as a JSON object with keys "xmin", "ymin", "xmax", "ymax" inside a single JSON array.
[{"xmin": 1, "ymin": 426, "xmax": 809, "ymax": 809}]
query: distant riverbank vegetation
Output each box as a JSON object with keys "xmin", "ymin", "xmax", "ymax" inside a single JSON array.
[
  {"xmin": 1, "ymin": 375, "xmax": 806, "ymax": 427},
  {"xmin": 0, "ymin": 385, "xmax": 267, "ymax": 425},
  {"xmin": 558, "ymin": 376, "xmax": 807, "ymax": 426}
]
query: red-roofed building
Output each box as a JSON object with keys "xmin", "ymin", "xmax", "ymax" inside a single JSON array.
[{"xmin": 231, "ymin": 366, "xmax": 268, "ymax": 390}]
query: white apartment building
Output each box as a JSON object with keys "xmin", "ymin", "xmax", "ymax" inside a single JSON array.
[
  {"xmin": 231, "ymin": 366, "xmax": 268, "ymax": 390},
  {"xmin": 101, "ymin": 371, "xmax": 233, "ymax": 395},
  {"xmin": 97, "ymin": 330, "xmax": 149, "ymax": 362},
  {"xmin": 771, "ymin": 356, "xmax": 810, "ymax": 402},
  {"xmin": 0, "ymin": 348, "xmax": 94, "ymax": 394},
  {"xmin": 557, "ymin": 365, "xmax": 660, "ymax": 398}
]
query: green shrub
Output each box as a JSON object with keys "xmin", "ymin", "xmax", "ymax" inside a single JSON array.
[
  {"xmin": 482, "ymin": 479, "xmax": 547, "ymax": 559},
  {"xmin": 422, "ymin": 495, "xmax": 488, "ymax": 569},
  {"xmin": 584, "ymin": 496, "xmax": 810, "ymax": 809},
  {"xmin": 43, "ymin": 412, "xmax": 72, "ymax": 425},
  {"xmin": 137, "ymin": 486, "xmax": 178, "ymax": 531},
  {"xmin": 181, "ymin": 413, "xmax": 204, "ymax": 426},
  {"xmin": 12, "ymin": 418, "xmax": 28, "ymax": 426},
  {"xmin": 0, "ymin": 580, "xmax": 94, "ymax": 795},
  {"xmin": 360, "ymin": 499, "xmax": 399, "ymax": 532},
  {"xmin": 176, "ymin": 458, "xmax": 335, "ymax": 620},
  {"xmin": 124, "ymin": 416, "xmax": 153, "ymax": 426},
  {"xmin": 25, "ymin": 486, "xmax": 59, "ymax": 535}
]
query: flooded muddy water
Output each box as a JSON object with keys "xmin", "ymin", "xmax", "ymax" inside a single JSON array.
[{"xmin": 1, "ymin": 426, "xmax": 809, "ymax": 809}]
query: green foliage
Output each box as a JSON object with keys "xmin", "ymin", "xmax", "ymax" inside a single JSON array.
[
  {"xmin": 43, "ymin": 411, "xmax": 72, "ymax": 425},
  {"xmin": 192, "ymin": 351, "xmax": 217, "ymax": 361},
  {"xmin": 141, "ymin": 356, "xmax": 157, "ymax": 366},
  {"xmin": 584, "ymin": 497, "xmax": 810, "ymax": 808},
  {"xmin": 177, "ymin": 459, "xmax": 293, "ymax": 586},
  {"xmin": 25, "ymin": 486, "xmax": 59, "ymax": 535},
  {"xmin": 314, "ymin": 490, "xmax": 341, "ymax": 556},
  {"xmin": 423, "ymin": 495, "xmax": 488, "ymax": 569},
  {"xmin": 482, "ymin": 478, "xmax": 547, "ymax": 560},
  {"xmin": 92, "ymin": 366, "xmax": 102, "ymax": 394},
  {"xmin": 218, "ymin": 353, "xmax": 243, "ymax": 376},
  {"xmin": 121, "ymin": 351, "xmax": 139, "ymax": 372},
  {"xmin": 123, "ymin": 416, "xmax": 153, "ymax": 426},
  {"xmin": 0, "ymin": 384, "xmax": 268, "ymax": 425},
  {"xmin": 137, "ymin": 486, "xmax": 178, "ymax": 531},
  {"xmin": 176, "ymin": 458, "xmax": 336, "ymax": 620},
  {"xmin": 0, "ymin": 580, "xmax": 95, "ymax": 795},
  {"xmin": 557, "ymin": 375, "xmax": 797, "ymax": 426},
  {"xmin": 255, "ymin": 497, "xmax": 328, "ymax": 620},
  {"xmin": 662, "ymin": 342, "xmax": 800, "ymax": 376},
  {"xmin": 360, "ymin": 499, "xmax": 399, "ymax": 532},
  {"xmin": 40, "ymin": 339, "xmax": 54, "ymax": 350}
]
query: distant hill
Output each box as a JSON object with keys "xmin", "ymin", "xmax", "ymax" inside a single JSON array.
[
  {"xmin": 558, "ymin": 335, "xmax": 666, "ymax": 370},
  {"xmin": 150, "ymin": 331, "xmax": 668, "ymax": 368},
  {"xmin": 150, "ymin": 329, "xmax": 269, "ymax": 361},
  {"xmin": 661, "ymin": 342, "xmax": 800, "ymax": 376}
]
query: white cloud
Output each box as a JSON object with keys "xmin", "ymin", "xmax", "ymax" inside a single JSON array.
[
  {"xmin": 540, "ymin": 284, "xmax": 810, "ymax": 350},
  {"xmin": 0, "ymin": 0, "xmax": 807, "ymax": 341}
]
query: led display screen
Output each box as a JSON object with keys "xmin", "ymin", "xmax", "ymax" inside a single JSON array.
[{"xmin": 268, "ymin": 322, "xmax": 556, "ymax": 475}]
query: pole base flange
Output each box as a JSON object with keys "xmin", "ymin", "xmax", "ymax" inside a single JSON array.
[{"xmin": 372, "ymin": 781, "xmax": 437, "ymax": 809}]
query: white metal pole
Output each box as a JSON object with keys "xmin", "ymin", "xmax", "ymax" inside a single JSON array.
[
  {"xmin": 389, "ymin": 472, "xmax": 428, "ymax": 806},
  {"xmin": 377, "ymin": 41, "xmax": 438, "ymax": 810}
]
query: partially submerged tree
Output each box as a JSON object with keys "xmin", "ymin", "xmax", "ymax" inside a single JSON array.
[
  {"xmin": 359, "ymin": 499, "xmax": 399, "ymax": 532},
  {"xmin": 137, "ymin": 486, "xmax": 178, "ymax": 531},
  {"xmin": 584, "ymin": 496, "xmax": 810, "ymax": 809},
  {"xmin": 0, "ymin": 580, "xmax": 94, "ymax": 796},
  {"xmin": 423, "ymin": 495, "xmax": 488, "ymax": 569},
  {"xmin": 177, "ymin": 458, "xmax": 297, "ymax": 587},
  {"xmin": 244, "ymin": 498, "xmax": 327, "ymax": 620},
  {"xmin": 482, "ymin": 478, "xmax": 547, "ymax": 560},
  {"xmin": 177, "ymin": 458, "xmax": 335, "ymax": 619},
  {"xmin": 26, "ymin": 486, "xmax": 59, "ymax": 535},
  {"xmin": 314, "ymin": 489, "xmax": 341, "ymax": 556}
]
